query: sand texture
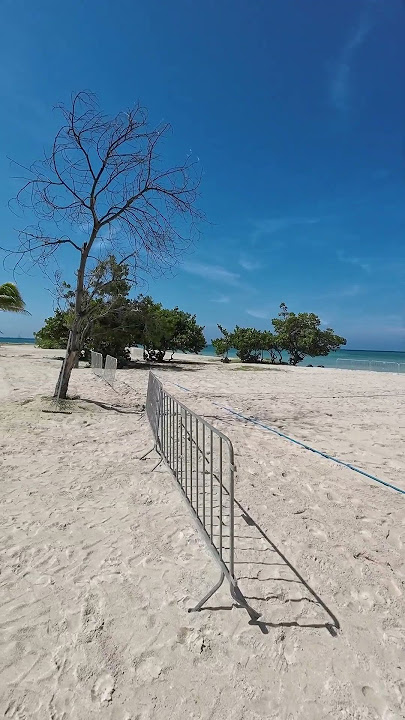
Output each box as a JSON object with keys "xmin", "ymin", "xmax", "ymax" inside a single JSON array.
[{"xmin": 0, "ymin": 345, "xmax": 404, "ymax": 719}]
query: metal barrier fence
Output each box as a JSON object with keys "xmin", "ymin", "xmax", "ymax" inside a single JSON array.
[
  {"xmin": 90, "ymin": 350, "xmax": 103, "ymax": 377},
  {"xmin": 145, "ymin": 371, "xmax": 162, "ymax": 443},
  {"xmin": 104, "ymin": 354, "xmax": 118, "ymax": 386},
  {"xmin": 143, "ymin": 371, "xmax": 259, "ymax": 621},
  {"xmin": 336, "ymin": 358, "xmax": 405, "ymax": 373},
  {"xmin": 90, "ymin": 351, "xmax": 118, "ymax": 387}
]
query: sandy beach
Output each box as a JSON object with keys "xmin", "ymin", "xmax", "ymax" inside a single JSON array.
[{"xmin": 1, "ymin": 344, "xmax": 404, "ymax": 719}]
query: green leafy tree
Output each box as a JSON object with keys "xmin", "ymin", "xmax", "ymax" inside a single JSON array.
[
  {"xmin": 168, "ymin": 309, "xmax": 206, "ymax": 358},
  {"xmin": 212, "ymin": 325, "xmax": 233, "ymax": 360},
  {"xmin": 81, "ymin": 257, "xmax": 137, "ymax": 367},
  {"xmin": 231, "ymin": 326, "xmax": 264, "ymax": 363},
  {"xmin": 212, "ymin": 326, "xmax": 280, "ymax": 363},
  {"xmin": 0, "ymin": 283, "xmax": 28, "ymax": 314},
  {"xmin": 34, "ymin": 257, "xmax": 138, "ymax": 366},
  {"xmin": 260, "ymin": 330, "xmax": 283, "ymax": 364},
  {"xmin": 272, "ymin": 303, "xmax": 346, "ymax": 365},
  {"xmin": 140, "ymin": 300, "xmax": 205, "ymax": 361},
  {"xmin": 34, "ymin": 309, "xmax": 71, "ymax": 349}
]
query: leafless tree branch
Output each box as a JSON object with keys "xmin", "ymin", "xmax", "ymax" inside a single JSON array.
[{"xmin": 2, "ymin": 90, "xmax": 203, "ymax": 397}]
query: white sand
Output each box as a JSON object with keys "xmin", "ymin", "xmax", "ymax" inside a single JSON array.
[{"xmin": 1, "ymin": 345, "xmax": 404, "ymax": 719}]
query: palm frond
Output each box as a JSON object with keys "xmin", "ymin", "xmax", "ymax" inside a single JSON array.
[{"xmin": 0, "ymin": 282, "xmax": 30, "ymax": 314}]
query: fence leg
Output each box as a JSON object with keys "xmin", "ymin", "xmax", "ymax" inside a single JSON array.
[
  {"xmin": 230, "ymin": 582, "xmax": 261, "ymax": 621},
  {"xmin": 188, "ymin": 574, "xmax": 261, "ymax": 621},
  {"xmin": 188, "ymin": 572, "xmax": 225, "ymax": 612},
  {"xmin": 139, "ymin": 446, "xmax": 155, "ymax": 460},
  {"xmin": 139, "ymin": 446, "xmax": 163, "ymax": 472},
  {"xmin": 151, "ymin": 457, "xmax": 163, "ymax": 471}
]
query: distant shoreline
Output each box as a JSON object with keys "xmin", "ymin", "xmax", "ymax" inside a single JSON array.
[
  {"xmin": 1, "ymin": 338, "xmax": 404, "ymax": 354},
  {"xmin": 1, "ymin": 338, "xmax": 36, "ymax": 344}
]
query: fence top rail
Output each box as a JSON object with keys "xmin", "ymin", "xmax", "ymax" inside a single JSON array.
[
  {"xmin": 149, "ymin": 371, "xmax": 234, "ymax": 452},
  {"xmin": 337, "ymin": 357, "xmax": 398, "ymax": 365}
]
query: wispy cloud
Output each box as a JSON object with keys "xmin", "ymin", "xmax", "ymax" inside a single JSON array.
[
  {"xmin": 252, "ymin": 217, "xmax": 320, "ymax": 243},
  {"xmin": 211, "ymin": 294, "xmax": 230, "ymax": 304},
  {"xmin": 246, "ymin": 308, "xmax": 269, "ymax": 319},
  {"xmin": 337, "ymin": 250, "xmax": 371, "ymax": 273},
  {"xmin": 330, "ymin": 10, "xmax": 373, "ymax": 113},
  {"xmin": 335, "ymin": 284, "xmax": 364, "ymax": 298},
  {"xmin": 182, "ymin": 261, "xmax": 240, "ymax": 286},
  {"xmin": 343, "ymin": 313, "xmax": 405, "ymax": 339},
  {"xmin": 340, "ymin": 284, "xmax": 364, "ymax": 298},
  {"xmin": 239, "ymin": 255, "xmax": 261, "ymax": 271},
  {"xmin": 317, "ymin": 283, "xmax": 364, "ymax": 301}
]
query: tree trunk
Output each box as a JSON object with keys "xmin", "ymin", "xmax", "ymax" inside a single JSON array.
[
  {"xmin": 53, "ymin": 240, "xmax": 93, "ymax": 398},
  {"xmin": 54, "ymin": 345, "xmax": 79, "ymax": 398}
]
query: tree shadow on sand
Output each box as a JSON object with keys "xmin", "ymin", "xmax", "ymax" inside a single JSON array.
[{"xmin": 125, "ymin": 359, "xmax": 212, "ymax": 372}]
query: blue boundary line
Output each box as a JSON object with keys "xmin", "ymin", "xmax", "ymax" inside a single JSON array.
[{"xmin": 164, "ymin": 378, "xmax": 405, "ymax": 497}]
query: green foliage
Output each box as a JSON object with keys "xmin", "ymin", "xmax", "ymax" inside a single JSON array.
[
  {"xmin": 0, "ymin": 283, "xmax": 28, "ymax": 314},
  {"xmin": 34, "ymin": 257, "xmax": 206, "ymax": 366},
  {"xmin": 231, "ymin": 326, "xmax": 264, "ymax": 362},
  {"xmin": 168, "ymin": 308, "xmax": 206, "ymax": 355},
  {"xmin": 212, "ymin": 325, "xmax": 233, "ymax": 359},
  {"xmin": 212, "ymin": 326, "xmax": 281, "ymax": 363},
  {"xmin": 67, "ymin": 256, "xmax": 136, "ymax": 367},
  {"xmin": 34, "ymin": 309, "xmax": 71, "ymax": 349},
  {"xmin": 272, "ymin": 303, "xmax": 346, "ymax": 365},
  {"xmin": 212, "ymin": 304, "xmax": 346, "ymax": 365},
  {"xmin": 86, "ymin": 299, "xmax": 135, "ymax": 367},
  {"xmin": 140, "ymin": 299, "xmax": 206, "ymax": 361},
  {"xmin": 259, "ymin": 330, "xmax": 283, "ymax": 363}
]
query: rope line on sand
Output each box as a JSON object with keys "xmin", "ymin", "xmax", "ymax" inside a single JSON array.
[{"xmin": 164, "ymin": 378, "xmax": 405, "ymax": 497}]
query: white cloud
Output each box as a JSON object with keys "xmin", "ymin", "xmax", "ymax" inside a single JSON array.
[
  {"xmin": 319, "ymin": 284, "xmax": 364, "ymax": 301},
  {"xmin": 338, "ymin": 284, "xmax": 363, "ymax": 298},
  {"xmin": 239, "ymin": 255, "xmax": 261, "ymax": 271},
  {"xmin": 182, "ymin": 261, "xmax": 240, "ymax": 286},
  {"xmin": 337, "ymin": 250, "xmax": 371, "ymax": 273},
  {"xmin": 252, "ymin": 217, "xmax": 320, "ymax": 243},
  {"xmin": 330, "ymin": 12, "xmax": 373, "ymax": 113},
  {"xmin": 211, "ymin": 294, "xmax": 230, "ymax": 304},
  {"xmin": 246, "ymin": 308, "xmax": 269, "ymax": 319}
]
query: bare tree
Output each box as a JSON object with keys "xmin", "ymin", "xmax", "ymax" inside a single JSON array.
[{"xmin": 5, "ymin": 91, "xmax": 202, "ymax": 398}]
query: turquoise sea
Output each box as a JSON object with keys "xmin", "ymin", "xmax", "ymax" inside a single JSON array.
[
  {"xmin": 2, "ymin": 338, "xmax": 405, "ymax": 371},
  {"xmin": 201, "ymin": 345, "xmax": 405, "ymax": 371},
  {"xmin": 1, "ymin": 337, "xmax": 35, "ymax": 344}
]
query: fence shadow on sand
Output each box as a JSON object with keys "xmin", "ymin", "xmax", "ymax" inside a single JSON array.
[{"xmin": 202, "ymin": 496, "xmax": 340, "ymax": 637}]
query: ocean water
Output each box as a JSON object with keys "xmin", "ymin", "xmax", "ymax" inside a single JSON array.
[
  {"xmin": 0, "ymin": 337, "xmax": 35, "ymax": 344},
  {"xmin": 201, "ymin": 345, "xmax": 405, "ymax": 371},
  {"xmin": 2, "ymin": 337, "xmax": 405, "ymax": 372}
]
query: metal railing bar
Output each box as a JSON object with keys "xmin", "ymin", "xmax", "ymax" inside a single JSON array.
[
  {"xmin": 191, "ymin": 422, "xmax": 199, "ymax": 518},
  {"xmin": 219, "ymin": 437, "xmax": 223, "ymax": 559},
  {"xmin": 190, "ymin": 415, "xmax": 193, "ymax": 509},
  {"xmin": 210, "ymin": 429, "xmax": 214, "ymax": 543},
  {"xmin": 143, "ymin": 371, "xmax": 260, "ymax": 623},
  {"xmin": 202, "ymin": 423, "xmax": 206, "ymax": 528}
]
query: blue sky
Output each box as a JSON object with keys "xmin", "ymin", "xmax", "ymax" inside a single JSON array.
[{"xmin": 0, "ymin": 0, "xmax": 404, "ymax": 349}]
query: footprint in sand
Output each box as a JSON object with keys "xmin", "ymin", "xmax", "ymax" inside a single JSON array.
[
  {"xmin": 79, "ymin": 591, "xmax": 104, "ymax": 643},
  {"xmin": 4, "ymin": 700, "xmax": 27, "ymax": 719},
  {"xmin": 91, "ymin": 673, "xmax": 115, "ymax": 705},
  {"xmin": 358, "ymin": 685, "xmax": 388, "ymax": 716},
  {"xmin": 135, "ymin": 656, "xmax": 163, "ymax": 682}
]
